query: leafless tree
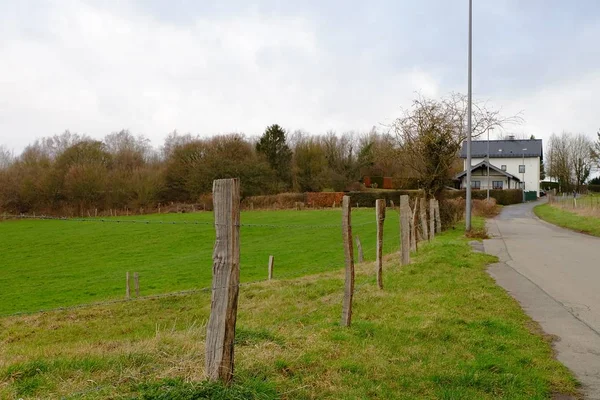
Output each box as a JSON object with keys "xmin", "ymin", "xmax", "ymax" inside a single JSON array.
[
  {"xmin": 391, "ymin": 93, "xmax": 523, "ymax": 196},
  {"xmin": 546, "ymin": 132, "xmax": 594, "ymax": 191}
]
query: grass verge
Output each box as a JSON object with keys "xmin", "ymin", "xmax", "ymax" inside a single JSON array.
[
  {"xmin": 0, "ymin": 218, "xmax": 578, "ymax": 399},
  {"xmin": 534, "ymin": 203, "xmax": 600, "ymax": 237}
]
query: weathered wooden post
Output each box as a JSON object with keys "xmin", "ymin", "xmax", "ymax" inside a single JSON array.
[
  {"xmin": 206, "ymin": 178, "xmax": 240, "ymax": 383},
  {"xmin": 134, "ymin": 272, "xmax": 139, "ymax": 297},
  {"xmin": 435, "ymin": 199, "xmax": 442, "ymax": 234},
  {"xmin": 125, "ymin": 272, "xmax": 130, "ymax": 299},
  {"xmin": 268, "ymin": 255, "xmax": 274, "ymax": 280},
  {"xmin": 375, "ymin": 199, "xmax": 385, "ymax": 289},
  {"xmin": 429, "ymin": 199, "xmax": 435, "ymax": 240},
  {"xmin": 355, "ymin": 236, "xmax": 364, "ymax": 263},
  {"xmin": 420, "ymin": 198, "xmax": 429, "ymax": 242},
  {"xmin": 400, "ymin": 195, "xmax": 410, "ymax": 265},
  {"xmin": 341, "ymin": 195, "xmax": 355, "ymax": 327},
  {"xmin": 411, "ymin": 199, "xmax": 418, "ymax": 251}
]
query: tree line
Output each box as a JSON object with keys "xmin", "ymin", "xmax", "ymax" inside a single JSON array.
[
  {"xmin": 0, "ymin": 93, "xmax": 520, "ymax": 215},
  {"xmin": 545, "ymin": 130, "xmax": 600, "ymax": 192}
]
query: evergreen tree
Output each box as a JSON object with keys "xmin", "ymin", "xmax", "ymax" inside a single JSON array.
[{"xmin": 256, "ymin": 124, "xmax": 292, "ymax": 189}]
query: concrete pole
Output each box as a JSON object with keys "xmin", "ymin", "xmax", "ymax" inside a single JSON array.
[{"xmin": 465, "ymin": 0, "xmax": 473, "ymax": 231}]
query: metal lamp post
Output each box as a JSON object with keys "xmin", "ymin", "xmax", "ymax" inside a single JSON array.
[
  {"xmin": 487, "ymin": 127, "xmax": 493, "ymax": 201},
  {"xmin": 522, "ymin": 148, "xmax": 527, "ymax": 202},
  {"xmin": 465, "ymin": 0, "xmax": 473, "ymax": 232}
]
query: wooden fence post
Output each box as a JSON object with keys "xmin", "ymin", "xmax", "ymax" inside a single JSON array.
[
  {"xmin": 134, "ymin": 272, "xmax": 139, "ymax": 297},
  {"xmin": 420, "ymin": 198, "xmax": 429, "ymax": 242},
  {"xmin": 125, "ymin": 272, "xmax": 130, "ymax": 299},
  {"xmin": 341, "ymin": 195, "xmax": 355, "ymax": 327},
  {"xmin": 410, "ymin": 202, "xmax": 417, "ymax": 252},
  {"xmin": 268, "ymin": 255, "xmax": 274, "ymax": 280},
  {"xmin": 355, "ymin": 236, "xmax": 364, "ymax": 263},
  {"xmin": 429, "ymin": 199, "xmax": 435, "ymax": 240},
  {"xmin": 400, "ymin": 195, "xmax": 410, "ymax": 265},
  {"xmin": 435, "ymin": 199, "xmax": 442, "ymax": 234},
  {"xmin": 206, "ymin": 178, "xmax": 241, "ymax": 383},
  {"xmin": 375, "ymin": 199, "xmax": 385, "ymax": 289}
]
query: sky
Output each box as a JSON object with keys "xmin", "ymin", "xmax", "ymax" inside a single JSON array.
[{"xmin": 1, "ymin": 0, "xmax": 599, "ymax": 153}]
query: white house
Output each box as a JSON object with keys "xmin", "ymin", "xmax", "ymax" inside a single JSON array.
[{"xmin": 455, "ymin": 137, "xmax": 542, "ymax": 195}]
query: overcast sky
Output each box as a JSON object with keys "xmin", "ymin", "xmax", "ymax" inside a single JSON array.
[{"xmin": 1, "ymin": 0, "xmax": 599, "ymax": 152}]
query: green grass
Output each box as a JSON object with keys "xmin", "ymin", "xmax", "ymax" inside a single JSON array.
[
  {"xmin": 0, "ymin": 209, "xmax": 400, "ymax": 316},
  {"xmin": 534, "ymin": 203, "xmax": 600, "ymax": 237},
  {"xmin": 0, "ymin": 218, "xmax": 578, "ymax": 399}
]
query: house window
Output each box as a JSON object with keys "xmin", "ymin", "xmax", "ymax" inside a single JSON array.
[
  {"xmin": 471, "ymin": 181, "xmax": 481, "ymax": 189},
  {"xmin": 492, "ymin": 181, "xmax": 504, "ymax": 189},
  {"xmin": 501, "ymin": 165, "xmax": 507, "ymax": 171},
  {"xmin": 519, "ymin": 165, "xmax": 525, "ymax": 173}
]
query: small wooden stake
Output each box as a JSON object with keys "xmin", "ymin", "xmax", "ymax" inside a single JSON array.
[
  {"xmin": 341, "ymin": 196, "xmax": 355, "ymax": 327},
  {"xmin": 375, "ymin": 199, "xmax": 385, "ymax": 289},
  {"xmin": 134, "ymin": 272, "xmax": 139, "ymax": 296},
  {"xmin": 206, "ymin": 178, "xmax": 241, "ymax": 383},
  {"xmin": 400, "ymin": 195, "xmax": 410, "ymax": 265},
  {"xmin": 268, "ymin": 255, "xmax": 274, "ymax": 280},
  {"xmin": 411, "ymin": 200, "xmax": 418, "ymax": 251},
  {"xmin": 126, "ymin": 272, "xmax": 130, "ymax": 299},
  {"xmin": 429, "ymin": 199, "xmax": 435, "ymax": 240},
  {"xmin": 355, "ymin": 236, "xmax": 364, "ymax": 263}
]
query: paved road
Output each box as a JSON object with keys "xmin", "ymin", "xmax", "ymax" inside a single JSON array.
[{"xmin": 484, "ymin": 200, "xmax": 600, "ymax": 399}]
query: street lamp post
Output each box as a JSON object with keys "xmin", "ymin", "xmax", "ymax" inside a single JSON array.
[
  {"xmin": 465, "ymin": 0, "xmax": 473, "ymax": 232},
  {"xmin": 522, "ymin": 148, "xmax": 527, "ymax": 202},
  {"xmin": 487, "ymin": 127, "xmax": 493, "ymax": 201}
]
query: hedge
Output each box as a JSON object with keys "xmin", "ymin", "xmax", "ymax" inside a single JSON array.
[
  {"xmin": 444, "ymin": 189, "xmax": 523, "ymax": 205},
  {"xmin": 588, "ymin": 185, "xmax": 600, "ymax": 193},
  {"xmin": 347, "ymin": 190, "xmax": 422, "ymax": 207},
  {"xmin": 306, "ymin": 192, "xmax": 345, "ymax": 207}
]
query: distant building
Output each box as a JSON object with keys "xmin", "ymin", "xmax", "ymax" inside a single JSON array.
[{"xmin": 455, "ymin": 137, "xmax": 543, "ymax": 196}]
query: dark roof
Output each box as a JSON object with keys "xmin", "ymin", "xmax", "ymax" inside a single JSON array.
[
  {"xmin": 454, "ymin": 160, "xmax": 521, "ymax": 181},
  {"xmin": 459, "ymin": 139, "xmax": 543, "ymax": 159}
]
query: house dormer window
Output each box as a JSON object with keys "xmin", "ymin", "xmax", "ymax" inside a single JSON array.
[{"xmin": 519, "ymin": 165, "xmax": 525, "ymax": 173}]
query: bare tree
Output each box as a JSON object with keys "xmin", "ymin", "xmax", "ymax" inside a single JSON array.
[
  {"xmin": 392, "ymin": 93, "xmax": 523, "ymax": 196},
  {"xmin": 571, "ymin": 133, "xmax": 594, "ymax": 190},
  {"xmin": 0, "ymin": 145, "xmax": 13, "ymax": 169}
]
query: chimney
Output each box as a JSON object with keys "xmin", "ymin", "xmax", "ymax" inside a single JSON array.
[{"xmin": 508, "ymin": 135, "xmax": 515, "ymax": 140}]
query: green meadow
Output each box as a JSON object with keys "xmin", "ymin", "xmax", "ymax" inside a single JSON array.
[{"xmin": 0, "ymin": 209, "xmax": 400, "ymax": 316}]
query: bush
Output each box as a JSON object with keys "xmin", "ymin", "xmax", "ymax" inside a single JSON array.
[
  {"xmin": 306, "ymin": 192, "xmax": 345, "ymax": 207},
  {"xmin": 588, "ymin": 184, "xmax": 600, "ymax": 193},
  {"xmin": 444, "ymin": 189, "xmax": 523, "ymax": 205},
  {"xmin": 347, "ymin": 190, "xmax": 422, "ymax": 207},
  {"xmin": 241, "ymin": 193, "xmax": 305, "ymax": 210},
  {"xmin": 472, "ymin": 198, "xmax": 500, "ymax": 218},
  {"xmin": 439, "ymin": 198, "xmax": 464, "ymax": 229}
]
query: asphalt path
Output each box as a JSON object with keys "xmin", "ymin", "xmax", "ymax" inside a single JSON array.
[{"xmin": 484, "ymin": 200, "xmax": 600, "ymax": 398}]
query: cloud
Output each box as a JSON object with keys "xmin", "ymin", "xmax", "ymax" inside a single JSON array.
[{"xmin": 0, "ymin": 1, "xmax": 440, "ymax": 151}]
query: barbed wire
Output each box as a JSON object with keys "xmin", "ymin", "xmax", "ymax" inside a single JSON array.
[{"xmin": 0, "ymin": 214, "xmax": 377, "ymax": 229}]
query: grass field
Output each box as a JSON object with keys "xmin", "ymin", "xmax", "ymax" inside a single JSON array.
[
  {"xmin": 0, "ymin": 218, "xmax": 578, "ymax": 399},
  {"xmin": 0, "ymin": 209, "xmax": 400, "ymax": 316},
  {"xmin": 535, "ymin": 202, "xmax": 600, "ymax": 237}
]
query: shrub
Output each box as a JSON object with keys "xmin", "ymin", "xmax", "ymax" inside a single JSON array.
[
  {"xmin": 347, "ymin": 190, "xmax": 422, "ymax": 207},
  {"xmin": 588, "ymin": 184, "xmax": 600, "ymax": 193},
  {"xmin": 444, "ymin": 189, "xmax": 523, "ymax": 205},
  {"xmin": 472, "ymin": 198, "xmax": 500, "ymax": 218},
  {"xmin": 439, "ymin": 198, "xmax": 464, "ymax": 229},
  {"xmin": 241, "ymin": 193, "xmax": 305, "ymax": 210},
  {"xmin": 306, "ymin": 192, "xmax": 345, "ymax": 207}
]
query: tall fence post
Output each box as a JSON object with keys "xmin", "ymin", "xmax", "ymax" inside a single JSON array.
[
  {"xmin": 435, "ymin": 199, "xmax": 442, "ymax": 234},
  {"xmin": 410, "ymin": 201, "xmax": 417, "ymax": 252},
  {"xmin": 268, "ymin": 255, "xmax": 274, "ymax": 280},
  {"xmin": 341, "ymin": 195, "xmax": 355, "ymax": 327},
  {"xmin": 420, "ymin": 198, "xmax": 429, "ymax": 242},
  {"xmin": 206, "ymin": 178, "xmax": 241, "ymax": 383},
  {"xmin": 375, "ymin": 199, "xmax": 385, "ymax": 289},
  {"xmin": 429, "ymin": 199, "xmax": 435, "ymax": 240},
  {"xmin": 125, "ymin": 272, "xmax": 130, "ymax": 299},
  {"xmin": 355, "ymin": 236, "xmax": 364, "ymax": 263},
  {"xmin": 400, "ymin": 195, "xmax": 410, "ymax": 265}
]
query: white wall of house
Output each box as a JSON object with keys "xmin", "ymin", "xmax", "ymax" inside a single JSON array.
[{"xmin": 464, "ymin": 157, "xmax": 541, "ymax": 195}]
